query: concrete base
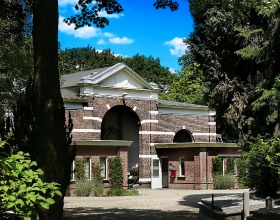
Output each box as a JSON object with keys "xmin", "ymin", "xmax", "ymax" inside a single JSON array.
[{"xmin": 199, "ymin": 194, "xmax": 265, "ymax": 220}]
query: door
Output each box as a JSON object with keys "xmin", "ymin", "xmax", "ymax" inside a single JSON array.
[
  {"xmin": 151, "ymin": 158, "xmax": 162, "ymax": 189},
  {"xmin": 161, "ymin": 158, "xmax": 169, "ymax": 188}
]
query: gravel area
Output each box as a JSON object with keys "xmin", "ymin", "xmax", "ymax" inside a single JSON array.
[{"xmin": 63, "ymin": 189, "xmax": 244, "ymax": 219}]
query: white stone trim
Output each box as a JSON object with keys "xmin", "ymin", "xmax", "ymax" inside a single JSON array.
[
  {"xmin": 138, "ymin": 178, "xmax": 151, "ymax": 183},
  {"xmin": 141, "ymin": 119, "xmax": 158, "ymax": 125},
  {"xmin": 133, "ymin": 106, "xmax": 137, "ymax": 111},
  {"xmin": 150, "ymin": 111, "xmax": 158, "ymax": 115},
  {"xmin": 209, "ymin": 111, "xmax": 216, "ymax": 116},
  {"xmin": 84, "ymin": 107, "xmax": 93, "ymax": 110},
  {"xmin": 139, "ymin": 154, "xmax": 158, "ymax": 159},
  {"xmin": 72, "ymin": 129, "xmax": 101, "ymax": 133},
  {"xmin": 139, "ymin": 131, "xmax": 175, "ymax": 135},
  {"xmin": 208, "ymin": 122, "xmax": 216, "ymax": 126},
  {"xmin": 83, "ymin": 116, "xmax": 102, "ymax": 122},
  {"xmin": 192, "ymin": 132, "xmax": 217, "ymax": 136},
  {"xmin": 106, "ymin": 104, "xmax": 110, "ymax": 110}
]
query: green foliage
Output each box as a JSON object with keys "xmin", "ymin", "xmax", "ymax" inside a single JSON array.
[
  {"xmin": 75, "ymin": 179, "xmax": 94, "ymax": 197},
  {"xmin": 0, "ymin": 143, "xmax": 61, "ymax": 219},
  {"xmin": 75, "ymin": 158, "xmax": 86, "ymax": 180},
  {"xmin": 236, "ymin": 158, "xmax": 247, "ymax": 189},
  {"xmin": 212, "ymin": 157, "xmax": 223, "ymax": 175},
  {"xmin": 244, "ymin": 136, "xmax": 280, "ymax": 196},
  {"xmin": 159, "ymin": 62, "xmax": 206, "ymax": 105},
  {"xmin": 108, "ymin": 156, "xmax": 123, "ymax": 189},
  {"xmin": 92, "ymin": 163, "xmax": 104, "ymax": 195},
  {"xmin": 213, "ymin": 174, "xmax": 236, "ymax": 189},
  {"xmin": 187, "ymin": 0, "xmax": 280, "ymax": 143},
  {"xmin": 225, "ymin": 156, "xmax": 235, "ymax": 175}
]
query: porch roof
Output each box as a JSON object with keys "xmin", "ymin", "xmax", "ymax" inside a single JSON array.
[
  {"xmin": 154, "ymin": 142, "xmax": 238, "ymax": 149},
  {"xmin": 72, "ymin": 140, "xmax": 133, "ymax": 147}
]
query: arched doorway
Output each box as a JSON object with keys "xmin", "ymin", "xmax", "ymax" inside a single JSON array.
[
  {"xmin": 101, "ymin": 105, "xmax": 140, "ymax": 168},
  {"xmin": 173, "ymin": 129, "xmax": 193, "ymax": 143}
]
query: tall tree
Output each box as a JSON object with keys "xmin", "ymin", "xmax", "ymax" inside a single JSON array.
[
  {"xmin": 187, "ymin": 0, "xmax": 280, "ymax": 144},
  {"xmin": 0, "ymin": 0, "xmax": 33, "ymax": 139},
  {"xmin": 159, "ymin": 62, "xmax": 206, "ymax": 104}
]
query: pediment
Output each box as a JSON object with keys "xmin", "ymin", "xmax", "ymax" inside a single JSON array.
[
  {"xmin": 101, "ymin": 69, "xmax": 146, "ymax": 89},
  {"xmin": 80, "ymin": 63, "xmax": 154, "ymax": 90}
]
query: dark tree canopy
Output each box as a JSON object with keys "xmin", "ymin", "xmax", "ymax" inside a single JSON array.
[{"xmin": 187, "ymin": 0, "xmax": 280, "ymax": 144}]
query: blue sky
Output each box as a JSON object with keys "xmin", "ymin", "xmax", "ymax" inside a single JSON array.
[{"xmin": 58, "ymin": 0, "xmax": 193, "ymax": 73}]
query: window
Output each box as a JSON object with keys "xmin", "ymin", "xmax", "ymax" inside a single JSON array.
[
  {"xmin": 84, "ymin": 158, "xmax": 91, "ymax": 180},
  {"xmin": 179, "ymin": 157, "xmax": 185, "ymax": 176},
  {"xmin": 153, "ymin": 159, "xmax": 159, "ymax": 177},
  {"xmin": 173, "ymin": 129, "xmax": 193, "ymax": 143},
  {"xmin": 100, "ymin": 157, "xmax": 107, "ymax": 180}
]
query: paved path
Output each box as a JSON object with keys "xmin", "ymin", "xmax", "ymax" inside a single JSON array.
[{"xmin": 63, "ymin": 189, "xmax": 244, "ymax": 219}]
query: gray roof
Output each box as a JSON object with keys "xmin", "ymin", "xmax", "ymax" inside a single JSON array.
[
  {"xmin": 61, "ymin": 87, "xmax": 86, "ymax": 102},
  {"xmin": 157, "ymin": 99, "xmax": 208, "ymax": 109},
  {"xmin": 61, "ymin": 67, "xmax": 108, "ymax": 88}
]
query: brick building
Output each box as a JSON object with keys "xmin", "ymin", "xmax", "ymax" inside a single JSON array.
[{"xmin": 61, "ymin": 62, "xmax": 239, "ymax": 190}]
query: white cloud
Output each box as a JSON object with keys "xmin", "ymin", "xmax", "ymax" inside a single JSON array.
[
  {"xmin": 113, "ymin": 53, "xmax": 129, "ymax": 58},
  {"xmin": 109, "ymin": 37, "xmax": 134, "ymax": 45},
  {"xmin": 59, "ymin": 16, "xmax": 101, "ymax": 39},
  {"xmin": 169, "ymin": 68, "xmax": 176, "ymax": 74},
  {"xmin": 98, "ymin": 11, "xmax": 124, "ymax": 19},
  {"xmin": 103, "ymin": 32, "xmax": 115, "ymax": 38},
  {"xmin": 97, "ymin": 39, "xmax": 107, "ymax": 45},
  {"xmin": 164, "ymin": 37, "xmax": 188, "ymax": 56}
]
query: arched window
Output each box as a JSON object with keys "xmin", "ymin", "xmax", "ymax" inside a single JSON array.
[{"xmin": 173, "ymin": 129, "xmax": 193, "ymax": 143}]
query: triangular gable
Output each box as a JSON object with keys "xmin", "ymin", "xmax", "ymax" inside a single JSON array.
[{"xmin": 80, "ymin": 63, "xmax": 154, "ymax": 90}]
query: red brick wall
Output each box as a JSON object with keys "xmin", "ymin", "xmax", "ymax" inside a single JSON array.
[
  {"xmin": 76, "ymin": 145, "xmax": 128, "ymax": 188},
  {"xmin": 157, "ymin": 147, "xmax": 239, "ymax": 189},
  {"xmin": 66, "ymin": 95, "xmax": 221, "ymax": 189}
]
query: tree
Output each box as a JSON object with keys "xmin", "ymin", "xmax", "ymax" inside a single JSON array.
[
  {"xmin": 186, "ymin": 0, "xmax": 280, "ymax": 144},
  {"xmin": 0, "ymin": 1, "xmax": 33, "ymax": 140},
  {"xmin": 159, "ymin": 62, "xmax": 206, "ymax": 104}
]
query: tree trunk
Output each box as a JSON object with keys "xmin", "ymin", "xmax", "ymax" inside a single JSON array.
[{"xmin": 33, "ymin": 0, "xmax": 75, "ymax": 219}]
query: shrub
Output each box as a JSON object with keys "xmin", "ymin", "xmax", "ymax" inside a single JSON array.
[
  {"xmin": 76, "ymin": 179, "xmax": 94, "ymax": 196},
  {"xmin": 0, "ymin": 142, "xmax": 61, "ymax": 219},
  {"xmin": 108, "ymin": 156, "xmax": 123, "ymax": 189},
  {"xmin": 244, "ymin": 136, "xmax": 279, "ymax": 196},
  {"xmin": 212, "ymin": 156, "xmax": 223, "ymax": 175},
  {"xmin": 213, "ymin": 174, "xmax": 235, "ymax": 189},
  {"xmin": 92, "ymin": 162, "xmax": 103, "ymax": 195},
  {"xmin": 236, "ymin": 157, "xmax": 247, "ymax": 188},
  {"xmin": 226, "ymin": 156, "xmax": 235, "ymax": 175}
]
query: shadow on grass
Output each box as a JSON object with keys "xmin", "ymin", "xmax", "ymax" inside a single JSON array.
[{"xmin": 64, "ymin": 207, "xmax": 203, "ymax": 220}]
